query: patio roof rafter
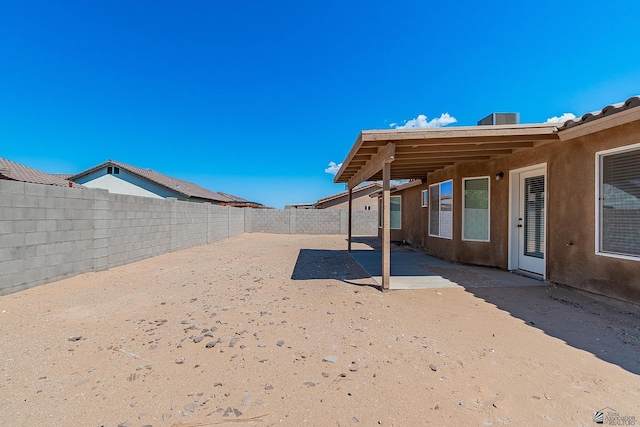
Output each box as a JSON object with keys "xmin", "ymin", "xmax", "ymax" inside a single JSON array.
[
  {"xmin": 335, "ymin": 123, "xmax": 560, "ymax": 186},
  {"xmin": 347, "ymin": 142, "xmax": 396, "ymax": 190}
]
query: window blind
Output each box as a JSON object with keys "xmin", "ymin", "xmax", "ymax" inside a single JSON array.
[
  {"xmin": 524, "ymin": 175, "xmax": 545, "ymax": 259},
  {"xmin": 601, "ymin": 149, "xmax": 640, "ymax": 256}
]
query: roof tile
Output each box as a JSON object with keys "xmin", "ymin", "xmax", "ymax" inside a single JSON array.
[
  {"xmin": 0, "ymin": 158, "xmax": 84, "ymax": 188},
  {"xmin": 558, "ymin": 95, "xmax": 640, "ymax": 131}
]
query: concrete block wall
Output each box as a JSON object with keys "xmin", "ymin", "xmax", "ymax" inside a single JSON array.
[
  {"xmin": 245, "ymin": 209, "xmax": 291, "ymax": 234},
  {"xmin": 0, "ymin": 181, "xmax": 247, "ymax": 295},
  {"xmin": 1, "ymin": 181, "xmax": 100, "ymax": 294},
  {"xmin": 228, "ymin": 207, "xmax": 245, "ymax": 238},
  {"xmin": 290, "ymin": 209, "xmax": 341, "ymax": 234},
  {"xmin": 351, "ymin": 211, "xmax": 378, "ymax": 235},
  {"xmin": 1, "ymin": 179, "xmax": 377, "ymax": 295},
  {"xmin": 174, "ymin": 199, "xmax": 209, "ymax": 251},
  {"xmin": 108, "ymin": 194, "xmax": 175, "ymax": 267},
  {"xmin": 244, "ymin": 208, "xmax": 377, "ymax": 235},
  {"xmin": 207, "ymin": 205, "xmax": 233, "ymax": 242}
]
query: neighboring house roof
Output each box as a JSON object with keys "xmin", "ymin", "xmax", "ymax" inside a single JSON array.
[
  {"xmin": 316, "ymin": 182, "xmax": 382, "ymax": 205},
  {"xmin": 217, "ymin": 192, "xmax": 250, "ymax": 203},
  {"xmin": 0, "ymin": 158, "xmax": 85, "ymax": 188},
  {"xmin": 558, "ymin": 95, "xmax": 640, "ymax": 131},
  {"xmin": 370, "ymin": 179, "xmax": 423, "ymax": 197},
  {"xmin": 70, "ymin": 160, "xmax": 230, "ymax": 202},
  {"xmin": 285, "ymin": 203, "xmax": 316, "ymax": 209}
]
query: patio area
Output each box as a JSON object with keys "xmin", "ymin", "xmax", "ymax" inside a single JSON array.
[{"xmin": 348, "ymin": 237, "xmax": 548, "ymax": 290}]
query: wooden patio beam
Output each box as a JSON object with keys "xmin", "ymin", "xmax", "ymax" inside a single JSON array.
[{"xmin": 348, "ymin": 142, "xmax": 396, "ymax": 190}]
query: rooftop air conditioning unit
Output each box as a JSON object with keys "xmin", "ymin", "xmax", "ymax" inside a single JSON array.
[{"xmin": 477, "ymin": 112, "xmax": 520, "ymax": 126}]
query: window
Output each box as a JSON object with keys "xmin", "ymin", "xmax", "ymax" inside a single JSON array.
[
  {"xmin": 113, "ymin": 167, "xmax": 120, "ymax": 174},
  {"xmin": 364, "ymin": 205, "xmax": 371, "ymax": 211},
  {"xmin": 463, "ymin": 177, "xmax": 490, "ymax": 241},
  {"xmin": 390, "ymin": 196, "xmax": 401, "ymax": 229},
  {"xmin": 421, "ymin": 190, "xmax": 429, "ymax": 207},
  {"xmin": 597, "ymin": 144, "xmax": 640, "ymax": 259},
  {"xmin": 377, "ymin": 196, "xmax": 402, "ymax": 229},
  {"xmin": 429, "ymin": 180, "xmax": 453, "ymax": 238},
  {"xmin": 107, "ymin": 166, "xmax": 112, "ymax": 174}
]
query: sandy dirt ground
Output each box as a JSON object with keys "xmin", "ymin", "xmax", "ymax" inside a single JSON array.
[{"xmin": 1, "ymin": 233, "xmax": 639, "ymax": 427}]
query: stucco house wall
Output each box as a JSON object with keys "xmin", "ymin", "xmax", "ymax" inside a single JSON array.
[
  {"xmin": 393, "ymin": 119, "xmax": 640, "ymax": 304},
  {"xmin": 319, "ymin": 193, "xmax": 376, "ymax": 210},
  {"xmin": 373, "ymin": 191, "xmax": 429, "ymax": 244},
  {"xmin": 547, "ymin": 119, "xmax": 640, "ymax": 303}
]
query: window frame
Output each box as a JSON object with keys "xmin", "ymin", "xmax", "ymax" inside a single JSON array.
[
  {"xmin": 429, "ymin": 180, "xmax": 453, "ymax": 239},
  {"xmin": 421, "ymin": 189, "xmax": 429, "ymax": 207},
  {"xmin": 595, "ymin": 142, "xmax": 640, "ymax": 261},
  {"xmin": 377, "ymin": 195, "xmax": 402, "ymax": 229},
  {"xmin": 462, "ymin": 176, "xmax": 490, "ymax": 242},
  {"xmin": 390, "ymin": 195, "xmax": 402, "ymax": 230}
]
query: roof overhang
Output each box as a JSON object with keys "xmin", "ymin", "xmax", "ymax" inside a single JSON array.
[
  {"xmin": 558, "ymin": 103, "xmax": 640, "ymax": 142},
  {"xmin": 334, "ymin": 123, "xmax": 561, "ymax": 188}
]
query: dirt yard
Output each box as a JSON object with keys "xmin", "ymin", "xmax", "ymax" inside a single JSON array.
[{"xmin": 1, "ymin": 233, "xmax": 638, "ymax": 426}]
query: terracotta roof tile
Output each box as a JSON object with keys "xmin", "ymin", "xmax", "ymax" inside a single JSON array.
[{"xmin": 558, "ymin": 95, "xmax": 640, "ymax": 131}]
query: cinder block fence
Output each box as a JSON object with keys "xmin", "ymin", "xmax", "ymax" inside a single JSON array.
[{"xmin": 0, "ymin": 180, "xmax": 376, "ymax": 295}]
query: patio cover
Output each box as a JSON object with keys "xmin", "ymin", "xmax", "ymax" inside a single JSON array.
[{"xmin": 333, "ymin": 123, "xmax": 560, "ymax": 290}]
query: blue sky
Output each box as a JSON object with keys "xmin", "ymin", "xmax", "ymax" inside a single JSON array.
[{"xmin": 2, "ymin": 1, "xmax": 639, "ymax": 208}]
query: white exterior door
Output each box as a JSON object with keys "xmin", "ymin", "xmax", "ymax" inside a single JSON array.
[{"xmin": 509, "ymin": 165, "xmax": 546, "ymax": 277}]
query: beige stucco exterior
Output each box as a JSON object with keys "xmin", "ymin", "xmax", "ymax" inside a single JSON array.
[
  {"xmin": 387, "ymin": 119, "xmax": 640, "ymax": 304},
  {"xmin": 318, "ymin": 191, "xmax": 376, "ymax": 211}
]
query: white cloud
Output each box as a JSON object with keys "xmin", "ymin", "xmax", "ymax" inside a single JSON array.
[
  {"xmin": 391, "ymin": 113, "xmax": 457, "ymax": 129},
  {"xmin": 325, "ymin": 161, "xmax": 342, "ymax": 175},
  {"xmin": 545, "ymin": 113, "xmax": 577, "ymax": 124}
]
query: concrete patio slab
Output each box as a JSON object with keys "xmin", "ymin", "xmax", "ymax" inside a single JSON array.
[{"xmin": 350, "ymin": 245, "xmax": 548, "ymax": 290}]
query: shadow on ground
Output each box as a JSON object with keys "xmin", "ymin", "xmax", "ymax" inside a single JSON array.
[
  {"xmin": 425, "ymin": 260, "xmax": 640, "ymax": 375},
  {"xmin": 465, "ymin": 284, "xmax": 640, "ymax": 375},
  {"xmin": 292, "ymin": 241, "xmax": 640, "ymax": 375},
  {"xmin": 348, "ymin": 236, "xmax": 380, "ymax": 249},
  {"xmin": 290, "ymin": 249, "xmax": 379, "ymax": 289}
]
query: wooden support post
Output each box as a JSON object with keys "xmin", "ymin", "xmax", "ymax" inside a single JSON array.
[
  {"xmin": 382, "ymin": 162, "xmax": 391, "ymax": 290},
  {"xmin": 348, "ymin": 187, "xmax": 353, "ymax": 253}
]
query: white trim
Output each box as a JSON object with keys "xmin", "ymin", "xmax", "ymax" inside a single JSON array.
[
  {"xmin": 377, "ymin": 198, "xmax": 382, "ymax": 228},
  {"xmin": 596, "ymin": 251, "xmax": 640, "ymax": 262},
  {"xmin": 428, "ymin": 179, "xmax": 454, "ymax": 240},
  {"xmin": 421, "ymin": 189, "xmax": 428, "ymax": 208},
  {"xmin": 462, "ymin": 176, "xmax": 490, "ymax": 242},
  {"xmin": 508, "ymin": 163, "xmax": 547, "ymax": 279},
  {"xmin": 595, "ymin": 148, "xmax": 601, "ymax": 258},
  {"xmin": 595, "ymin": 142, "xmax": 640, "ymax": 261}
]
